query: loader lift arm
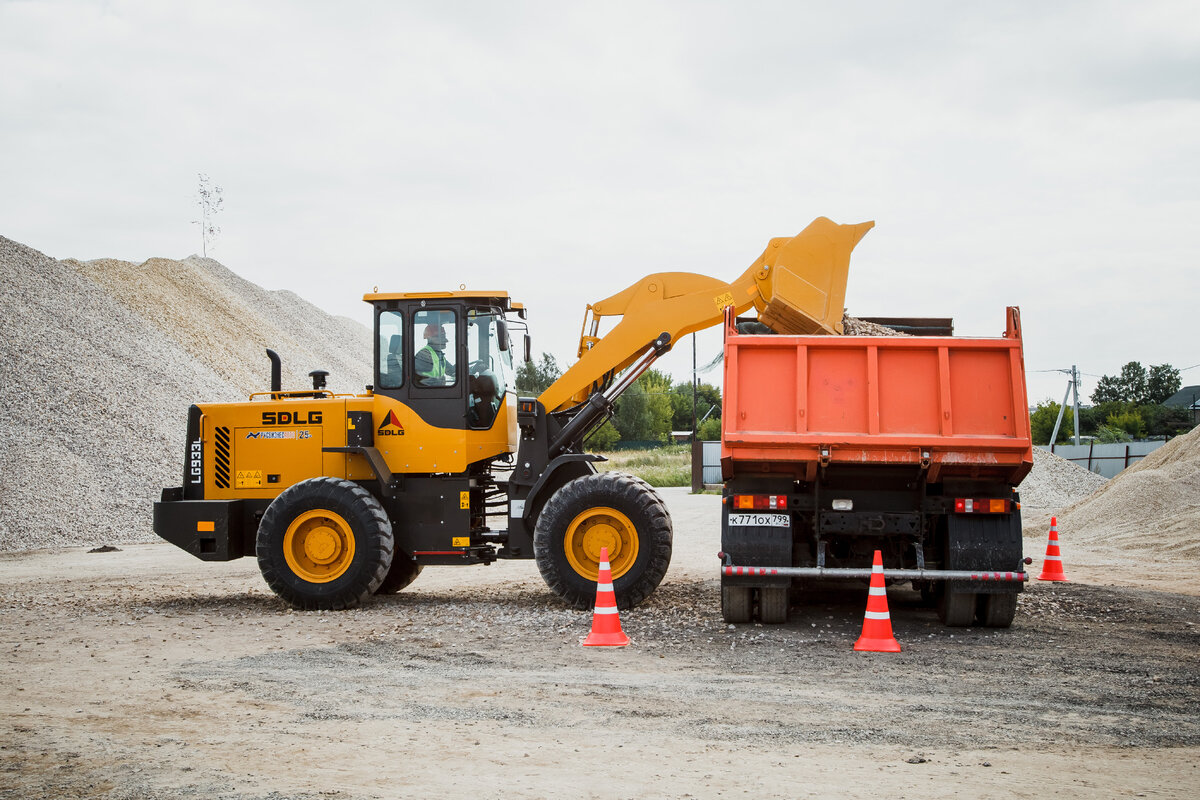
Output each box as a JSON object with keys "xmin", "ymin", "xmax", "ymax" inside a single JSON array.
[{"xmin": 536, "ymin": 216, "xmax": 875, "ymax": 421}]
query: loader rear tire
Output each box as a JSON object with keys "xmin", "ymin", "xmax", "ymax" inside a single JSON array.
[
  {"xmin": 534, "ymin": 472, "xmax": 672, "ymax": 611},
  {"xmin": 376, "ymin": 553, "xmax": 422, "ymax": 594},
  {"xmin": 256, "ymin": 477, "xmax": 393, "ymax": 610}
]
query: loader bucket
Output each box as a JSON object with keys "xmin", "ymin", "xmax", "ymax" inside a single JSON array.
[{"xmin": 754, "ymin": 217, "xmax": 874, "ymax": 335}]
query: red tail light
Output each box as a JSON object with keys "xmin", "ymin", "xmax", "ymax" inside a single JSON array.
[
  {"xmin": 733, "ymin": 494, "xmax": 788, "ymax": 510},
  {"xmin": 954, "ymin": 498, "xmax": 1011, "ymax": 514}
]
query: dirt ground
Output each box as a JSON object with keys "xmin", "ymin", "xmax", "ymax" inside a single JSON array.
[{"xmin": 2, "ymin": 489, "xmax": 1198, "ymax": 799}]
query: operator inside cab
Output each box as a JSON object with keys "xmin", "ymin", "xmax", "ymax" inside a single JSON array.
[{"xmin": 414, "ymin": 322, "xmax": 456, "ymax": 387}]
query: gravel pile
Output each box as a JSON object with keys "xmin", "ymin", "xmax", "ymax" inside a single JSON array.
[
  {"xmin": 1018, "ymin": 447, "xmax": 1108, "ymax": 509},
  {"xmin": 842, "ymin": 315, "xmax": 905, "ymax": 335},
  {"xmin": 0, "ymin": 235, "xmax": 371, "ymax": 552},
  {"xmin": 1058, "ymin": 425, "xmax": 1200, "ymax": 561}
]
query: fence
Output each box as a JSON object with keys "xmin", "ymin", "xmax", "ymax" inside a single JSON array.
[{"xmin": 1040, "ymin": 441, "xmax": 1165, "ymax": 478}]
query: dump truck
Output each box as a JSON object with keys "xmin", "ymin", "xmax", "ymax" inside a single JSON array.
[
  {"xmin": 718, "ymin": 306, "xmax": 1034, "ymax": 627},
  {"xmin": 154, "ymin": 217, "xmax": 873, "ymax": 611}
]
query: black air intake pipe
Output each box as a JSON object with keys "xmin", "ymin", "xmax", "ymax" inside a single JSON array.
[{"xmin": 266, "ymin": 349, "xmax": 281, "ymax": 393}]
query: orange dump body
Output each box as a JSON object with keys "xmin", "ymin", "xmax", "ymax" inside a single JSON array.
[{"xmin": 721, "ymin": 307, "xmax": 1033, "ymax": 485}]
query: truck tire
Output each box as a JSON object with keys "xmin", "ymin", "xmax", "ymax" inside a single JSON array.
[
  {"xmin": 721, "ymin": 584, "xmax": 752, "ymax": 623},
  {"xmin": 376, "ymin": 553, "xmax": 422, "ymax": 594},
  {"xmin": 977, "ymin": 592, "xmax": 1017, "ymax": 628},
  {"xmin": 758, "ymin": 587, "xmax": 789, "ymax": 624},
  {"xmin": 938, "ymin": 589, "xmax": 975, "ymax": 627},
  {"xmin": 256, "ymin": 477, "xmax": 394, "ymax": 610},
  {"xmin": 534, "ymin": 472, "xmax": 672, "ymax": 610}
]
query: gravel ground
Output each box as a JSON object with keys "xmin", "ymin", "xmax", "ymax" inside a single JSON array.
[{"xmin": 1, "ymin": 490, "xmax": 1198, "ymax": 799}]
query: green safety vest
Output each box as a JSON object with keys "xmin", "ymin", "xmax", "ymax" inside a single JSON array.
[{"xmin": 418, "ymin": 345, "xmax": 447, "ymax": 380}]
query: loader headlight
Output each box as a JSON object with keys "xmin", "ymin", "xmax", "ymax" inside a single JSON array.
[{"xmin": 831, "ymin": 498, "xmax": 853, "ymax": 511}]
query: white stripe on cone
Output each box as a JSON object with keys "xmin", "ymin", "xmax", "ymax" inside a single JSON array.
[{"xmin": 864, "ymin": 611, "xmax": 891, "ymax": 620}]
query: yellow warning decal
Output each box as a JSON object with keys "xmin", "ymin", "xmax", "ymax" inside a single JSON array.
[
  {"xmin": 460, "ymin": 491, "xmax": 470, "ymax": 510},
  {"xmin": 451, "ymin": 537, "xmax": 470, "ymax": 548},
  {"xmin": 713, "ymin": 291, "xmax": 734, "ymax": 311},
  {"xmin": 236, "ymin": 470, "xmax": 264, "ymax": 488},
  {"xmin": 197, "ymin": 521, "xmax": 215, "ymax": 532}
]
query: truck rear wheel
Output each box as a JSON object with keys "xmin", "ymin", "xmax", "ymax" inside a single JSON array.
[
  {"xmin": 721, "ymin": 584, "xmax": 752, "ymax": 623},
  {"xmin": 256, "ymin": 477, "xmax": 394, "ymax": 610},
  {"xmin": 534, "ymin": 472, "xmax": 672, "ymax": 610},
  {"xmin": 758, "ymin": 587, "xmax": 789, "ymax": 624},
  {"xmin": 938, "ymin": 589, "xmax": 976, "ymax": 627},
  {"xmin": 977, "ymin": 592, "xmax": 1017, "ymax": 628}
]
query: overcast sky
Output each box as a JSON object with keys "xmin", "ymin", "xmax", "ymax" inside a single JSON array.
[{"xmin": 3, "ymin": 0, "xmax": 1198, "ymax": 404}]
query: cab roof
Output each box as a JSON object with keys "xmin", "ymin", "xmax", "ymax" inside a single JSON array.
[{"xmin": 363, "ymin": 290, "xmax": 523, "ymax": 312}]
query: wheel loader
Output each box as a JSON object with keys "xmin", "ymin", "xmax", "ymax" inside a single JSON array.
[{"xmin": 153, "ymin": 217, "xmax": 873, "ymax": 610}]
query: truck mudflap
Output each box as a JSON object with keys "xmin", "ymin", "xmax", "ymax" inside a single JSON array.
[{"xmin": 153, "ymin": 488, "xmax": 246, "ymax": 561}]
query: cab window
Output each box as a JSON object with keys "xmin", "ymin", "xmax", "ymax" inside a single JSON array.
[
  {"xmin": 413, "ymin": 310, "xmax": 457, "ymax": 387},
  {"xmin": 378, "ymin": 310, "xmax": 404, "ymax": 389},
  {"xmin": 466, "ymin": 309, "xmax": 515, "ymax": 429}
]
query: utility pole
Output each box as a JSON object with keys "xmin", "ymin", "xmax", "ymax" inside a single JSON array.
[
  {"xmin": 691, "ymin": 333, "xmax": 698, "ymax": 439},
  {"xmin": 1049, "ymin": 365, "xmax": 1081, "ymax": 447},
  {"xmin": 1071, "ymin": 364, "xmax": 1080, "ymax": 445}
]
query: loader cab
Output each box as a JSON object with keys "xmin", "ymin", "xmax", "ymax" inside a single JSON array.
[{"xmin": 367, "ymin": 292, "xmax": 521, "ymax": 433}]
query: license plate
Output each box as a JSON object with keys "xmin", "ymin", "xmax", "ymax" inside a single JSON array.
[{"xmin": 728, "ymin": 513, "xmax": 790, "ymax": 528}]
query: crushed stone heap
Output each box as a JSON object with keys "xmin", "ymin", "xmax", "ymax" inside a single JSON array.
[
  {"xmin": 1019, "ymin": 448, "xmax": 1109, "ymax": 508},
  {"xmin": 1057, "ymin": 425, "xmax": 1200, "ymax": 561},
  {"xmin": 0, "ymin": 235, "xmax": 371, "ymax": 552}
]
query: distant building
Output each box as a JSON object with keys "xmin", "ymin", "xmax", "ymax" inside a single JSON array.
[{"xmin": 1163, "ymin": 385, "xmax": 1200, "ymax": 424}]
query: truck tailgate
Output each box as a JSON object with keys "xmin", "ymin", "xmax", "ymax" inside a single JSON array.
[{"xmin": 721, "ymin": 307, "xmax": 1034, "ymax": 484}]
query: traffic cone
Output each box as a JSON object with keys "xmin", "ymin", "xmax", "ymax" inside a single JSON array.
[
  {"xmin": 583, "ymin": 546, "xmax": 630, "ymax": 647},
  {"xmin": 1037, "ymin": 517, "xmax": 1068, "ymax": 581},
  {"xmin": 854, "ymin": 550, "xmax": 901, "ymax": 653}
]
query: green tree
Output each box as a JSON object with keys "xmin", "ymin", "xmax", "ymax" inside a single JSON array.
[
  {"xmin": 515, "ymin": 352, "xmax": 561, "ymax": 395},
  {"xmin": 1030, "ymin": 399, "xmax": 1074, "ymax": 445},
  {"xmin": 1106, "ymin": 409, "xmax": 1146, "ymax": 439},
  {"xmin": 1147, "ymin": 364, "xmax": 1182, "ymax": 404},
  {"xmin": 1091, "ymin": 361, "xmax": 1150, "ymax": 404},
  {"xmin": 585, "ymin": 419, "xmax": 620, "ymax": 450},
  {"xmin": 669, "ymin": 381, "xmax": 722, "ymax": 432},
  {"xmin": 697, "ymin": 415, "xmax": 722, "ymax": 441},
  {"xmin": 611, "ymin": 370, "xmax": 673, "ymax": 443},
  {"xmin": 1137, "ymin": 403, "xmax": 1193, "ymax": 438}
]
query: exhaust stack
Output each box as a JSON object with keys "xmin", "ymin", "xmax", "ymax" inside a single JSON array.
[{"xmin": 266, "ymin": 349, "xmax": 281, "ymax": 393}]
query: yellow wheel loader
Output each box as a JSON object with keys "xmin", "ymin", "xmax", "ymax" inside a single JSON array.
[{"xmin": 153, "ymin": 217, "xmax": 873, "ymax": 610}]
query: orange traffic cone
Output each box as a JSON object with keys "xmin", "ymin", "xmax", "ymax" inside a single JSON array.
[
  {"xmin": 583, "ymin": 546, "xmax": 629, "ymax": 647},
  {"xmin": 854, "ymin": 550, "xmax": 901, "ymax": 653},
  {"xmin": 1037, "ymin": 517, "xmax": 1068, "ymax": 581}
]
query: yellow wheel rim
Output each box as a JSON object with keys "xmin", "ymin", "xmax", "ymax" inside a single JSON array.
[
  {"xmin": 563, "ymin": 506, "xmax": 639, "ymax": 582},
  {"xmin": 283, "ymin": 509, "xmax": 356, "ymax": 583}
]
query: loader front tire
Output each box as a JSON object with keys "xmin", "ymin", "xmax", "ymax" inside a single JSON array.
[
  {"xmin": 534, "ymin": 472, "xmax": 672, "ymax": 611},
  {"xmin": 376, "ymin": 553, "xmax": 422, "ymax": 594},
  {"xmin": 257, "ymin": 477, "xmax": 394, "ymax": 610}
]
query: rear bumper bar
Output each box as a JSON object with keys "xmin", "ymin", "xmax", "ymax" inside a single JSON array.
[{"xmin": 721, "ymin": 565, "xmax": 1028, "ymax": 582}]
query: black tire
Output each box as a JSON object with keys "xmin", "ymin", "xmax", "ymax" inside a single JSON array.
[
  {"xmin": 533, "ymin": 472, "xmax": 673, "ymax": 610},
  {"xmin": 376, "ymin": 553, "xmax": 422, "ymax": 594},
  {"xmin": 938, "ymin": 589, "xmax": 976, "ymax": 627},
  {"xmin": 722, "ymin": 583, "xmax": 752, "ymax": 623},
  {"xmin": 977, "ymin": 592, "xmax": 1018, "ymax": 628},
  {"xmin": 256, "ymin": 477, "xmax": 394, "ymax": 610},
  {"xmin": 758, "ymin": 587, "xmax": 789, "ymax": 624}
]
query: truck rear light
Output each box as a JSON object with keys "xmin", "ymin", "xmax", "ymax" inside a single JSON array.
[
  {"xmin": 831, "ymin": 498, "xmax": 853, "ymax": 511},
  {"xmin": 733, "ymin": 494, "xmax": 788, "ymax": 510},
  {"xmin": 954, "ymin": 498, "xmax": 1011, "ymax": 514}
]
